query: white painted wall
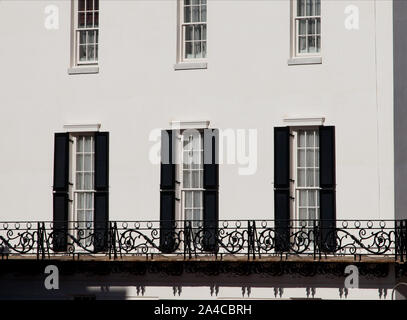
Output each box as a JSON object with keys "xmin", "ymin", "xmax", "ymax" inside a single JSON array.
[{"xmin": 0, "ymin": 0, "xmax": 394, "ymax": 222}]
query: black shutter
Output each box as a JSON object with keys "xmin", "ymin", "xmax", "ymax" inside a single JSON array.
[
  {"xmin": 274, "ymin": 127, "xmax": 290, "ymax": 252},
  {"xmin": 319, "ymin": 126, "xmax": 336, "ymax": 252},
  {"xmin": 203, "ymin": 129, "xmax": 219, "ymax": 252},
  {"xmin": 53, "ymin": 133, "xmax": 69, "ymax": 252},
  {"xmin": 160, "ymin": 130, "xmax": 176, "ymax": 253},
  {"xmin": 94, "ymin": 132, "xmax": 109, "ymax": 252}
]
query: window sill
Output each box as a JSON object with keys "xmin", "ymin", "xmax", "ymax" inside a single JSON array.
[
  {"xmin": 68, "ymin": 66, "xmax": 99, "ymax": 75},
  {"xmin": 287, "ymin": 57, "xmax": 322, "ymax": 66},
  {"xmin": 174, "ymin": 62, "xmax": 207, "ymax": 71}
]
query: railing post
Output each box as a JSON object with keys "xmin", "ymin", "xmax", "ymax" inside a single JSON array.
[
  {"xmin": 404, "ymin": 220, "xmax": 407, "ymax": 263},
  {"xmin": 313, "ymin": 219, "xmax": 318, "ymax": 261}
]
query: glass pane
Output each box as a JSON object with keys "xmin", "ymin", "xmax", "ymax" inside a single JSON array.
[
  {"xmin": 298, "ymin": 149, "xmax": 305, "ymax": 167},
  {"xmin": 86, "ymin": 0, "xmax": 93, "ymax": 11},
  {"xmin": 185, "ymin": 42, "xmax": 193, "ymax": 59},
  {"xmin": 299, "ymin": 190, "xmax": 307, "ymax": 206},
  {"xmin": 77, "ymin": 137, "xmax": 84, "ymax": 152},
  {"xmin": 297, "ymin": 0, "xmax": 305, "ymax": 16},
  {"xmin": 84, "ymin": 173, "xmax": 93, "ymax": 189},
  {"xmin": 94, "ymin": 12, "xmax": 99, "ymax": 27},
  {"xmin": 306, "ymin": 169, "xmax": 315, "ymax": 187},
  {"xmin": 185, "ymin": 0, "xmax": 191, "ymax": 5},
  {"xmin": 297, "ymin": 168, "xmax": 305, "ymax": 187},
  {"xmin": 77, "ymin": 194, "xmax": 84, "ymax": 209},
  {"xmin": 76, "ymin": 173, "xmax": 83, "ymax": 189},
  {"xmin": 315, "ymin": 149, "xmax": 320, "ymax": 167},
  {"xmin": 299, "ymin": 37, "xmax": 307, "ymax": 53},
  {"xmin": 88, "ymin": 45, "xmax": 95, "ymax": 60},
  {"xmin": 85, "ymin": 210, "xmax": 93, "ymax": 223},
  {"xmin": 183, "ymin": 171, "xmax": 191, "ymax": 188},
  {"xmin": 192, "ymin": 6, "xmax": 200, "ymax": 22},
  {"xmin": 84, "ymin": 137, "xmax": 92, "ymax": 152},
  {"xmin": 78, "ymin": 13, "xmax": 85, "ymax": 27},
  {"xmin": 308, "ymin": 190, "xmax": 316, "ymax": 206},
  {"xmin": 308, "ymin": 208, "xmax": 316, "ymax": 221},
  {"xmin": 315, "ymin": 0, "xmax": 321, "ymax": 15},
  {"xmin": 298, "ymin": 131, "xmax": 306, "ymax": 147},
  {"xmin": 202, "ymin": 25, "xmax": 207, "ymax": 40},
  {"xmin": 316, "ymin": 36, "xmax": 321, "ymax": 52},
  {"xmin": 308, "ymin": 19, "xmax": 316, "ymax": 35},
  {"xmin": 317, "ymin": 191, "xmax": 320, "ymax": 206},
  {"xmin": 80, "ymin": 31, "xmax": 86, "ymax": 45},
  {"xmin": 306, "ymin": 150, "xmax": 315, "ymax": 167},
  {"xmin": 194, "ymin": 42, "xmax": 202, "ymax": 58},
  {"xmin": 192, "ymin": 170, "xmax": 200, "ymax": 188},
  {"xmin": 185, "ymin": 209, "xmax": 193, "ymax": 221},
  {"xmin": 315, "ymin": 169, "xmax": 320, "ymax": 187},
  {"xmin": 84, "ymin": 154, "xmax": 92, "ymax": 171},
  {"xmin": 191, "ymin": 0, "xmax": 199, "ymax": 5},
  {"xmin": 299, "ymin": 208, "xmax": 307, "ymax": 220},
  {"xmin": 77, "ymin": 210, "xmax": 85, "ymax": 222},
  {"xmin": 194, "ymin": 25, "xmax": 202, "ymax": 41},
  {"xmin": 306, "ymin": 131, "xmax": 315, "ymax": 147},
  {"xmin": 316, "ymin": 18, "xmax": 321, "ymax": 34},
  {"xmin": 202, "ymin": 41, "xmax": 207, "ymax": 58},
  {"xmin": 85, "ymin": 193, "xmax": 93, "ymax": 209},
  {"xmin": 94, "ymin": 0, "xmax": 99, "ymax": 10},
  {"xmin": 193, "ymin": 209, "xmax": 202, "ymax": 221},
  {"xmin": 184, "ymin": 6, "xmax": 191, "ymax": 23},
  {"xmin": 185, "ymin": 25, "xmax": 193, "ymax": 41},
  {"xmin": 86, "ymin": 12, "xmax": 93, "ymax": 28},
  {"xmin": 79, "ymin": 0, "xmax": 85, "ymax": 11},
  {"xmin": 194, "ymin": 192, "xmax": 202, "ymax": 207},
  {"xmin": 185, "ymin": 191, "xmax": 193, "ymax": 208},
  {"xmin": 299, "ymin": 20, "xmax": 306, "ymax": 36},
  {"xmin": 201, "ymin": 5, "xmax": 207, "ymax": 21},
  {"xmin": 306, "ymin": 0, "xmax": 313, "ymax": 16},
  {"xmin": 308, "ymin": 36, "xmax": 316, "ymax": 53},
  {"xmin": 76, "ymin": 154, "xmax": 83, "ymax": 171}
]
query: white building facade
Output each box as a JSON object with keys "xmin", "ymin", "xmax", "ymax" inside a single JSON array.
[{"xmin": 0, "ymin": 0, "xmax": 406, "ymax": 300}]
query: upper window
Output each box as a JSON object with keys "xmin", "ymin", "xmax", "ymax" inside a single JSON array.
[
  {"xmin": 73, "ymin": 0, "xmax": 99, "ymax": 65},
  {"xmin": 178, "ymin": 0, "xmax": 207, "ymax": 62},
  {"xmin": 292, "ymin": 0, "xmax": 321, "ymax": 56}
]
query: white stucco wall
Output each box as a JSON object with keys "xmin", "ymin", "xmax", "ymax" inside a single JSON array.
[{"xmin": 0, "ymin": 0, "xmax": 394, "ymax": 222}]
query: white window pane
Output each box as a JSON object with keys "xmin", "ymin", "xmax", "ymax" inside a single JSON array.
[
  {"xmin": 298, "ymin": 168, "xmax": 305, "ymax": 187},
  {"xmin": 84, "ymin": 154, "xmax": 92, "ymax": 171},
  {"xmin": 85, "ymin": 211, "xmax": 93, "ymax": 223},
  {"xmin": 308, "ymin": 190, "xmax": 316, "ymax": 206},
  {"xmin": 193, "ymin": 209, "xmax": 202, "ymax": 221},
  {"xmin": 315, "ymin": 149, "xmax": 320, "ymax": 167},
  {"xmin": 306, "ymin": 131, "xmax": 315, "ymax": 147},
  {"xmin": 298, "ymin": 149, "xmax": 306, "ymax": 167},
  {"xmin": 183, "ymin": 171, "xmax": 191, "ymax": 188},
  {"xmin": 192, "ymin": 6, "xmax": 200, "ymax": 22},
  {"xmin": 77, "ymin": 193, "xmax": 84, "ymax": 209},
  {"xmin": 84, "ymin": 173, "xmax": 93, "ymax": 189},
  {"xmin": 299, "ymin": 190, "xmax": 307, "ymax": 206},
  {"xmin": 308, "ymin": 208, "xmax": 316, "ymax": 221},
  {"xmin": 299, "ymin": 208, "xmax": 307, "ymax": 220},
  {"xmin": 201, "ymin": 5, "xmax": 207, "ymax": 22},
  {"xmin": 308, "ymin": 36, "xmax": 316, "ymax": 53},
  {"xmin": 185, "ymin": 42, "xmax": 193, "ymax": 59},
  {"xmin": 194, "ymin": 192, "xmax": 202, "ymax": 207},
  {"xmin": 298, "ymin": 131, "xmax": 306, "ymax": 147},
  {"xmin": 76, "ymin": 173, "xmax": 83, "ymax": 189},
  {"xmin": 76, "ymin": 154, "xmax": 83, "ymax": 171},
  {"xmin": 84, "ymin": 137, "xmax": 92, "ymax": 152},
  {"xmin": 77, "ymin": 137, "xmax": 84, "ymax": 152},
  {"xmin": 185, "ymin": 209, "xmax": 193, "ymax": 221},
  {"xmin": 185, "ymin": 191, "xmax": 193, "ymax": 208},
  {"xmin": 85, "ymin": 193, "xmax": 93, "ymax": 209},
  {"xmin": 306, "ymin": 169, "xmax": 315, "ymax": 187},
  {"xmin": 299, "ymin": 20, "xmax": 306, "ymax": 35},
  {"xmin": 77, "ymin": 210, "xmax": 85, "ymax": 222},
  {"xmin": 192, "ymin": 171, "xmax": 200, "ymax": 188},
  {"xmin": 306, "ymin": 149, "xmax": 315, "ymax": 167}
]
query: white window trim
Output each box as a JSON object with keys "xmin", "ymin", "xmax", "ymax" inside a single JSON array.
[
  {"xmin": 289, "ymin": 0, "xmax": 322, "ymax": 63},
  {"xmin": 170, "ymin": 120, "xmax": 210, "ymax": 130},
  {"xmin": 283, "ymin": 116, "xmax": 325, "ymax": 127},
  {"xmin": 69, "ymin": 0, "xmax": 100, "ymax": 73},
  {"xmin": 176, "ymin": 0, "xmax": 208, "ymax": 68}
]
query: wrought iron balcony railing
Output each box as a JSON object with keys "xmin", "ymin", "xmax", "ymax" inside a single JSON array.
[{"xmin": 0, "ymin": 220, "xmax": 406, "ymax": 262}]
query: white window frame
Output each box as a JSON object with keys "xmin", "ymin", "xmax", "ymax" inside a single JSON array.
[
  {"xmin": 68, "ymin": 133, "xmax": 96, "ymax": 248},
  {"xmin": 291, "ymin": 0, "xmax": 321, "ymax": 58},
  {"xmin": 177, "ymin": 0, "xmax": 208, "ymax": 64},
  {"xmin": 71, "ymin": 0, "xmax": 99, "ymax": 67},
  {"xmin": 290, "ymin": 127, "xmax": 321, "ymax": 229}
]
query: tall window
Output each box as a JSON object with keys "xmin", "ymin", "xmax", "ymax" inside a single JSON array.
[
  {"xmin": 179, "ymin": 0, "xmax": 207, "ymax": 61},
  {"xmin": 75, "ymin": 0, "xmax": 99, "ymax": 65},
  {"xmin": 181, "ymin": 130, "xmax": 204, "ymax": 231},
  {"xmin": 293, "ymin": 0, "xmax": 321, "ymax": 55},
  {"xmin": 292, "ymin": 129, "xmax": 320, "ymax": 226},
  {"xmin": 73, "ymin": 135, "xmax": 95, "ymax": 244}
]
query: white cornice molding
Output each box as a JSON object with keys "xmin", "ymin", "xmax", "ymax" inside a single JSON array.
[
  {"xmin": 170, "ymin": 120, "xmax": 210, "ymax": 130},
  {"xmin": 63, "ymin": 123, "xmax": 101, "ymax": 132},
  {"xmin": 283, "ymin": 116, "xmax": 325, "ymax": 126}
]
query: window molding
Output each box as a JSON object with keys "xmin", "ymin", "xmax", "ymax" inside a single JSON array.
[
  {"xmin": 283, "ymin": 116, "xmax": 325, "ymax": 127},
  {"xmin": 67, "ymin": 66, "xmax": 99, "ymax": 75},
  {"xmin": 287, "ymin": 57, "xmax": 322, "ymax": 66},
  {"xmin": 170, "ymin": 120, "xmax": 210, "ymax": 130},
  {"xmin": 174, "ymin": 62, "xmax": 208, "ymax": 70},
  {"xmin": 63, "ymin": 123, "xmax": 101, "ymax": 133}
]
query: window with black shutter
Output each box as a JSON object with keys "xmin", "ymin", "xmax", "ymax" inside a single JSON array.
[
  {"xmin": 274, "ymin": 126, "xmax": 336, "ymax": 252},
  {"xmin": 160, "ymin": 128, "xmax": 219, "ymax": 253},
  {"xmin": 52, "ymin": 131, "xmax": 109, "ymax": 253}
]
